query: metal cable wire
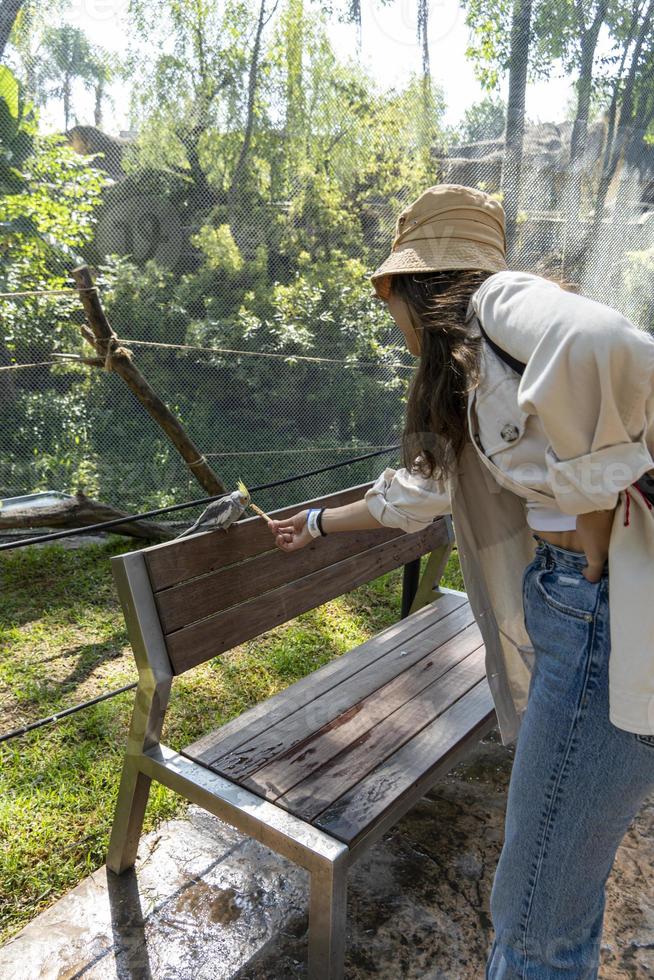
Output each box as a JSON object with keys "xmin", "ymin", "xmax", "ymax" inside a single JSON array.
[
  {"xmin": 0, "ymin": 286, "xmax": 99, "ymax": 298},
  {"xmin": 204, "ymin": 444, "xmax": 398, "ymax": 456},
  {"xmin": 0, "ymin": 682, "xmax": 138, "ymax": 745},
  {"xmin": 115, "ymin": 337, "xmax": 416, "ymax": 370},
  {"xmin": 0, "ymin": 444, "xmax": 401, "ymax": 551},
  {"xmin": 0, "ymin": 360, "xmax": 60, "ymax": 371}
]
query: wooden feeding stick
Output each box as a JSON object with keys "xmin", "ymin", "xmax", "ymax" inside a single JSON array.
[
  {"xmin": 248, "ymin": 500, "xmax": 273, "ymax": 523},
  {"xmin": 237, "ymin": 480, "xmax": 273, "ymax": 524}
]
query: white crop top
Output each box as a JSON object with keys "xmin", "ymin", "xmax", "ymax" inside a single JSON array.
[
  {"xmin": 488, "ymin": 437, "xmax": 577, "ymax": 532},
  {"xmin": 522, "ymin": 500, "xmax": 577, "ymax": 532}
]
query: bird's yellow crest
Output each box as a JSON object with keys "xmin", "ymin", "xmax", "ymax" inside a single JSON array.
[{"xmin": 236, "ymin": 479, "xmax": 252, "ymax": 505}]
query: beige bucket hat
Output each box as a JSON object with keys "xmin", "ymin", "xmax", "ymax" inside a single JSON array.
[{"xmin": 371, "ymin": 183, "xmax": 508, "ymax": 300}]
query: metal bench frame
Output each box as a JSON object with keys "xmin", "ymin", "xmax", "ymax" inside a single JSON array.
[{"xmin": 107, "ymin": 509, "xmax": 496, "ymax": 979}]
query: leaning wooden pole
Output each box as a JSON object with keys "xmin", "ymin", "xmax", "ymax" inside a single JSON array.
[{"xmin": 71, "ymin": 265, "xmax": 225, "ymax": 497}]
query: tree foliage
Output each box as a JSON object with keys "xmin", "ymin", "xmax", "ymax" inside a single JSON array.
[{"xmin": 1, "ymin": 0, "xmax": 653, "ymax": 510}]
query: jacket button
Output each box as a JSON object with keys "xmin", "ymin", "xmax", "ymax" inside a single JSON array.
[{"xmin": 501, "ymin": 423, "xmax": 520, "ymax": 442}]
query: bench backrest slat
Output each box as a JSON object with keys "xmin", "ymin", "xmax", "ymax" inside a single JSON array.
[
  {"xmin": 154, "ymin": 525, "xmax": 405, "ymax": 635},
  {"xmin": 112, "ymin": 482, "xmax": 449, "ymax": 677},
  {"xmin": 164, "ymin": 518, "xmax": 448, "ymax": 674},
  {"xmin": 144, "ymin": 485, "xmax": 367, "ymax": 590}
]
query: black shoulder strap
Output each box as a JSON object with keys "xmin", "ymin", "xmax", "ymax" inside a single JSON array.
[{"xmin": 476, "ymin": 318, "xmax": 527, "ymax": 377}]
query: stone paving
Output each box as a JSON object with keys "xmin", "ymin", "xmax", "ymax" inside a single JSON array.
[{"xmin": 2, "ymin": 729, "xmax": 653, "ymax": 979}]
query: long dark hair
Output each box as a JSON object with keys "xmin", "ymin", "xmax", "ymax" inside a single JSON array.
[{"xmin": 391, "ymin": 267, "xmax": 576, "ymax": 481}]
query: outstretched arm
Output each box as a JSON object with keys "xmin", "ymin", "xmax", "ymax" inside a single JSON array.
[{"xmin": 270, "ymin": 464, "xmax": 452, "ymax": 552}]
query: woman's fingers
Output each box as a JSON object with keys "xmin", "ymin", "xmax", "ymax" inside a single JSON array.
[
  {"xmin": 269, "ymin": 519, "xmax": 293, "ymax": 539},
  {"xmin": 274, "ymin": 526, "xmax": 300, "ymax": 551},
  {"xmin": 272, "ymin": 518, "xmax": 299, "ymax": 532},
  {"xmin": 270, "ymin": 510, "xmax": 311, "ymax": 552}
]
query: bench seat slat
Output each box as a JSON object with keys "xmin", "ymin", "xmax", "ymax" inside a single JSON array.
[
  {"xmin": 204, "ymin": 602, "xmax": 477, "ymax": 782},
  {"xmin": 247, "ymin": 625, "xmax": 484, "ymax": 807},
  {"xmin": 277, "ymin": 645, "xmax": 486, "ymax": 822},
  {"xmin": 180, "ymin": 599, "xmax": 491, "ymax": 842},
  {"xmin": 165, "ymin": 518, "xmax": 449, "ymax": 674},
  {"xmin": 313, "ymin": 678, "xmax": 495, "ymax": 845},
  {"xmin": 181, "ymin": 592, "xmax": 467, "ymax": 764}
]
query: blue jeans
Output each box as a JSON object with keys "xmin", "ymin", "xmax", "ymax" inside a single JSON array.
[{"xmin": 486, "ymin": 535, "xmax": 654, "ymax": 978}]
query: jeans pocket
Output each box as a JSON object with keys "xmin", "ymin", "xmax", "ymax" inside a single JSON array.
[
  {"xmin": 534, "ymin": 566, "xmax": 599, "ymax": 621},
  {"xmin": 522, "ymin": 559, "xmax": 539, "ymax": 636},
  {"xmin": 521, "ymin": 559, "xmax": 534, "ymax": 600}
]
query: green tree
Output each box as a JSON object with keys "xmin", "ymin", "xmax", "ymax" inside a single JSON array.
[
  {"xmin": 593, "ymin": 0, "xmax": 654, "ymax": 221},
  {"xmin": 0, "ymin": 100, "xmax": 108, "ymax": 495},
  {"xmin": 0, "ymin": 65, "xmax": 37, "ymax": 402},
  {"xmin": 40, "ymin": 24, "xmax": 97, "ymax": 130},
  {"xmin": 126, "ymin": 0, "xmax": 250, "ymax": 212},
  {"xmin": 84, "ymin": 47, "xmax": 115, "ymax": 129},
  {"xmin": 464, "ymin": 0, "xmax": 532, "ymax": 257},
  {"xmin": 0, "ymin": 0, "xmax": 26, "ymax": 59},
  {"xmin": 456, "ymin": 96, "xmax": 507, "ymax": 142}
]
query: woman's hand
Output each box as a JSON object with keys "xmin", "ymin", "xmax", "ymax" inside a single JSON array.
[
  {"xmin": 269, "ymin": 510, "xmax": 314, "ymax": 552},
  {"xmin": 576, "ymin": 507, "xmax": 616, "ymax": 583}
]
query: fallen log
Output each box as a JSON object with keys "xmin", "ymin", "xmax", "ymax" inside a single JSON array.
[{"xmin": 0, "ymin": 491, "xmax": 175, "ymax": 541}]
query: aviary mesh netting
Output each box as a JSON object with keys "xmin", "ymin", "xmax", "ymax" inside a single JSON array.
[{"xmin": 1, "ymin": 0, "xmax": 653, "ymax": 516}]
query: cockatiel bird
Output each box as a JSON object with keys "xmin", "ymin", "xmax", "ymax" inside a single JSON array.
[{"xmin": 175, "ymin": 480, "xmax": 272, "ymax": 538}]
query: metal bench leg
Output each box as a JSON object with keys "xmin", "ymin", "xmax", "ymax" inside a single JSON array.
[
  {"xmin": 308, "ymin": 858, "xmax": 348, "ymax": 980},
  {"xmin": 106, "ymin": 676, "xmax": 171, "ymax": 874},
  {"xmin": 409, "ymin": 515, "xmax": 455, "ymax": 615},
  {"xmin": 106, "ymin": 760, "xmax": 152, "ymax": 874}
]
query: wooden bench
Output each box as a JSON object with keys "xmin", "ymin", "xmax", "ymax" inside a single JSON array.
[{"xmin": 107, "ymin": 482, "xmax": 496, "ymax": 979}]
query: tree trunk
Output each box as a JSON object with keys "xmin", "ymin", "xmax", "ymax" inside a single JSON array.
[
  {"xmin": 94, "ymin": 77, "xmax": 104, "ymax": 128},
  {"xmin": 502, "ymin": 0, "xmax": 532, "ymax": 264},
  {"xmin": 417, "ymin": 0, "xmax": 430, "ymax": 79},
  {"xmin": 64, "ymin": 72, "xmax": 71, "ymax": 131},
  {"xmin": 349, "ymin": 0, "xmax": 362, "ymax": 50},
  {"xmin": 285, "ymin": 0, "xmax": 305, "ymax": 168},
  {"xmin": 0, "ymin": 0, "xmax": 25, "ymax": 59},
  {"xmin": 71, "ymin": 265, "xmax": 226, "ymax": 497},
  {"xmin": 561, "ymin": 0, "xmax": 609, "ymax": 276},
  {"xmin": 228, "ymin": 0, "xmax": 267, "ymax": 208},
  {"xmin": 600, "ymin": 0, "xmax": 654, "ymax": 210},
  {"xmin": 592, "ymin": 0, "xmax": 640, "ymax": 226},
  {"xmin": 613, "ymin": 71, "xmax": 654, "ymax": 214}
]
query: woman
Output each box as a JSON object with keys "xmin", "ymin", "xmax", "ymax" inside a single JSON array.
[{"xmin": 268, "ymin": 183, "xmax": 654, "ymax": 977}]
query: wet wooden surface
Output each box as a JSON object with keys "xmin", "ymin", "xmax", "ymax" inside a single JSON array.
[
  {"xmin": 183, "ymin": 594, "xmax": 468, "ymax": 763},
  {"xmin": 182, "ymin": 593, "xmax": 494, "ymax": 844}
]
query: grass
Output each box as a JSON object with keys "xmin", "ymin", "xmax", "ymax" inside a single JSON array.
[{"xmin": 0, "ymin": 535, "xmax": 464, "ymax": 945}]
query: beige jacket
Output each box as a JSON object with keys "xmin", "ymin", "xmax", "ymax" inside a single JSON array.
[{"xmin": 365, "ymin": 270, "xmax": 654, "ymax": 746}]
